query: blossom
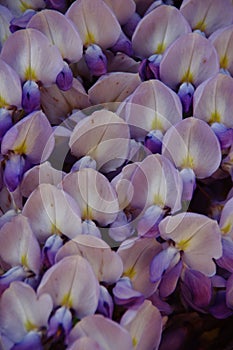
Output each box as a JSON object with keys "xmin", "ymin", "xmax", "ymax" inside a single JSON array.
[{"xmin": 37, "ymin": 255, "xmax": 100, "ymax": 318}]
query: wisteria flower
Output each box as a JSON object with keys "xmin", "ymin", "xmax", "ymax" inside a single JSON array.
[
  {"xmin": 0, "ymin": 281, "xmax": 52, "ymax": 348},
  {"xmin": 37, "ymin": 255, "xmax": 99, "ymax": 318}
]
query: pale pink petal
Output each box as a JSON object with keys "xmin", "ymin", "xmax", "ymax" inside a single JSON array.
[
  {"xmin": 68, "ymin": 337, "xmax": 104, "ymax": 350},
  {"xmin": 103, "ymin": 0, "xmax": 135, "ymax": 25},
  {"xmin": 209, "ymin": 24, "xmax": 233, "ymax": 75},
  {"xmin": 61, "ymin": 168, "xmax": 119, "ymax": 226},
  {"xmin": 162, "ymin": 117, "xmax": 222, "ymax": 178},
  {"xmin": 122, "ymin": 79, "xmax": 182, "ymax": 140},
  {"xmin": 40, "ymin": 78, "xmax": 90, "ymax": 124},
  {"xmin": 1, "ymin": 110, "xmax": 55, "ymax": 164},
  {"xmin": 118, "ymin": 237, "xmax": 162, "ymax": 297},
  {"xmin": 66, "ymin": 0, "xmax": 121, "ymax": 48},
  {"xmin": 219, "ymin": 197, "xmax": 233, "ymax": 239},
  {"xmin": 56, "ymin": 234, "xmax": 123, "ymax": 283},
  {"xmin": 132, "ymin": 5, "xmax": 191, "ymax": 58},
  {"xmin": 69, "ymin": 110, "xmax": 130, "ymax": 172},
  {"xmin": 88, "ymin": 72, "xmax": 141, "ymax": 106},
  {"xmin": 0, "ymin": 28, "xmax": 64, "ymax": 85},
  {"xmin": 159, "ymin": 32, "xmax": 219, "ymax": 89},
  {"xmin": 27, "ymin": 9, "xmax": 83, "ymax": 63},
  {"xmin": 106, "ymin": 52, "xmax": 139, "ymax": 74},
  {"xmin": 159, "ymin": 213, "xmax": 222, "ymax": 276},
  {"xmin": 22, "ymin": 184, "xmax": 82, "ymax": 242},
  {"xmin": 193, "ymin": 73, "xmax": 233, "ymax": 127},
  {"xmin": 0, "ymin": 214, "xmax": 41, "ymax": 274},
  {"xmin": 37, "ymin": 255, "xmax": 99, "ymax": 318},
  {"xmin": 0, "ymin": 5, "xmax": 13, "ymax": 49},
  {"xmin": 128, "ymin": 154, "xmax": 183, "ymax": 214},
  {"xmin": 0, "ymin": 281, "xmax": 52, "ymax": 343},
  {"xmin": 20, "ymin": 161, "xmax": 65, "ymax": 198},
  {"xmin": 180, "ymin": 0, "xmax": 233, "ymax": 36},
  {"xmin": 67, "ymin": 315, "xmax": 133, "ymax": 350},
  {"xmin": 120, "ymin": 300, "xmax": 162, "ymax": 350},
  {"xmin": 0, "ymin": 0, "xmax": 45, "ymax": 16},
  {"xmin": 0, "ymin": 58, "xmax": 22, "ymax": 108}
]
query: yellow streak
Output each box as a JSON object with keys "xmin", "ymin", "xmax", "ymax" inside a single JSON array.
[
  {"xmin": 84, "ymin": 31, "xmax": 95, "ymax": 46},
  {"xmin": 181, "ymin": 153, "xmax": 195, "ymax": 169},
  {"xmin": 61, "ymin": 293, "xmax": 73, "ymax": 308},
  {"xmin": 210, "ymin": 111, "xmax": 221, "ymax": 123},
  {"xmin": 123, "ymin": 266, "xmax": 136, "ymax": 279},
  {"xmin": 220, "ymin": 55, "xmax": 229, "ymax": 69},
  {"xmin": 24, "ymin": 66, "xmax": 37, "ymax": 81}
]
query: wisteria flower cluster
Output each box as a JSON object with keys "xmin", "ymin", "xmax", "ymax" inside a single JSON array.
[{"xmin": 0, "ymin": 0, "xmax": 233, "ymax": 349}]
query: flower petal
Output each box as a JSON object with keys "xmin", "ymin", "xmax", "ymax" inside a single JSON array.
[{"xmin": 132, "ymin": 5, "xmax": 191, "ymax": 58}]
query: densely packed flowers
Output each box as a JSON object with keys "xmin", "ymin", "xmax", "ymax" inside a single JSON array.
[{"xmin": 0, "ymin": 0, "xmax": 233, "ymax": 349}]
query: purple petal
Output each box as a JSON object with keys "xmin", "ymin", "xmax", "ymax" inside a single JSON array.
[
  {"xmin": 10, "ymin": 10, "xmax": 36, "ymax": 33},
  {"xmin": 11, "ymin": 332, "xmax": 42, "ymax": 350},
  {"xmin": 226, "ymin": 273, "xmax": 233, "ymax": 309},
  {"xmin": 159, "ymin": 260, "xmax": 183, "ymax": 298},
  {"xmin": 150, "ymin": 246, "xmax": 179, "ymax": 283},
  {"xmin": 113, "ymin": 277, "xmax": 145, "ymax": 307},
  {"xmin": 84, "ymin": 44, "xmax": 107, "ymax": 77},
  {"xmin": 0, "ymin": 108, "xmax": 13, "ymax": 141},
  {"xmin": 137, "ymin": 205, "xmax": 164, "ymax": 237},
  {"xmin": 44, "ymin": 0, "xmax": 67, "ymax": 11},
  {"xmin": 47, "ymin": 306, "xmax": 72, "ymax": 337},
  {"xmin": 42, "ymin": 234, "xmax": 63, "ymax": 267},
  {"xmin": 22, "ymin": 80, "xmax": 40, "ymax": 114},
  {"xmin": 211, "ymin": 122, "xmax": 233, "ymax": 149},
  {"xmin": 0, "ymin": 58, "xmax": 22, "ymax": 108},
  {"xmin": 109, "ymin": 211, "xmax": 135, "ymax": 242},
  {"xmin": 122, "ymin": 12, "xmax": 141, "ymax": 39},
  {"xmin": 56, "ymin": 62, "xmax": 73, "ymax": 91},
  {"xmin": 110, "ymin": 32, "xmax": 133, "ymax": 57},
  {"xmin": 3, "ymin": 153, "xmax": 27, "ymax": 192},
  {"xmin": 144, "ymin": 130, "xmax": 163, "ymax": 154},
  {"xmin": 138, "ymin": 56, "xmax": 161, "ymax": 81},
  {"xmin": 181, "ymin": 268, "xmax": 212, "ymax": 310},
  {"xmin": 177, "ymin": 82, "xmax": 195, "ymax": 114},
  {"xmin": 209, "ymin": 290, "xmax": 233, "ymax": 319},
  {"xmin": 0, "ymin": 266, "xmax": 28, "ymax": 296},
  {"xmin": 103, "ymin": 0, "xmax": 136, "ymax": 25},
  {"xmin": 179, "ymin": 168, "xmax": 196, "ymax": 201},
  {"xmin": 96, "ymin": 285, "xmax": 114, "ymax": 319}
]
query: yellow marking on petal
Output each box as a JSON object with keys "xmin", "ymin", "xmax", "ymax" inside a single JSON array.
[
  {"xmin": 220, "ymin": 55, "xmax": 229, "ymax": 70},
  {"xmin": 181, "ymin": 153, "xmax": 195, "ymax": 169},
  {"xmin": 153, "ymin": 194, "xmax": 164, "ymax": 207},
  {"xmin": 151, "ymin": 117, "xmax": 163, "ymax": 131},
  {"xmin": 24, "ymin": 66, "xmax": 37, "ymax": 81},
  {"xmin": 21, "ymin": 254, "xmax": 28, "ymax": 268},
  {"xmin": 155, "ymin": 42, "xmax": 165, "ymax": 55},
  {"xmin": 123, "ymin": 266, "xmax": 136, "ymax": 279},
  {"xmin": 82, "ymin": 205, "xmax": 93, "ymax": 221},
  {"xmin": 51, "ymin": 223, "xmax": 62, "ymax": 235},
  {"xmin": 19, "ymin": 1, "xmax": 32, "ymax": 12},
  {"xmin": 210, "ymin": 111, "xmax": 221, "ymax": 123},
  {"xmin": 0, "ymin": 95, "xmax": 7, "ymax": 108},
  {"xmin": 181, "ymin": 69, "xmax": 193, "ymax": 84},
  {"xmin": 194, "ymin": 20, "xmax": 206, "ymax": 32},
  {"xmin": 221, "ymin": 222, "xmax": 232, "ymax": 235},
  {"xmin": 14, "ymin": 141, "xmax": 27, "ymax": 155},
  {"xmin": 84, "ymin": 31, "xmax": 95, "ymax": 46},
  {"xmin": 132, "ymin": 337, "xmax": 138, "ymax": 347},
  {"xmin": 61, "ymin": 293, "xmax": 73, "ymax": 308},
  {"xmin": 24, "ymin": 319, "xmax": 37, "ymax": 332},
  {"xmin": 176, "ymin": 238, "xmax": 191, "ymax": 251}
]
